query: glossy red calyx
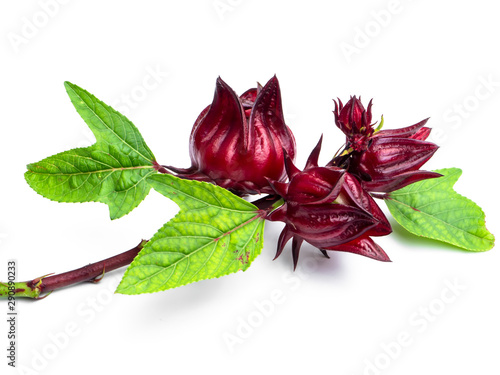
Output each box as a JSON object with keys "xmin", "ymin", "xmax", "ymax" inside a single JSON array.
[
  {"xmin": 168, "ymin": 75, "xmax": 296, "ymax": 195},
  {"xmin": 268, "ymin": 137, "xmax": 391, "ymax": 269},
  {"xmin": 331, "ymin": 97, "xmax": 441, "ymax": 193}
]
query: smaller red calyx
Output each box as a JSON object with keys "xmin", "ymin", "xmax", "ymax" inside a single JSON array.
[
  {"xmin": 267, "ymin": 137, "xmax": 392, "ymax": 269},
  {"xmin": 334, "ymin": 96, "xmax": 374, "ymax": 152},
  {"xmin": 330, "ymin": 97, "xmax": 441, "ymax": 193}
]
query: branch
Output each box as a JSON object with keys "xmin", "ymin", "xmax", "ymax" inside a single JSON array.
[{"xmin": 0, "ymin": 240, "xmax": 147, "ymax": 299}]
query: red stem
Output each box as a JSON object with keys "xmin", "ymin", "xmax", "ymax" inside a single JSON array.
[{"xmin": 27, "ymin": 240, "xmax": 148, "ymax": 295}]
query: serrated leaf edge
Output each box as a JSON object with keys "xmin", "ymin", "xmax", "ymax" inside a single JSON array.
[
  {"xmin": 115, "ymin": 214, "xmax": 264, "ymax": 295},
  {"xmin": 64, "ymin": 81, "xmax": 155, "ymax": 165},
  {"xmin": 386, "ymin": 168, "xmax": 495, "ymax": 251},
  {"xmin": 115, "ymin": 175, "xmax": 266, "ymax": 295}
]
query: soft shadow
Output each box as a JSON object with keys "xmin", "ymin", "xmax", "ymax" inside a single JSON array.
[{"xmin": 275, "ymin": 240, "xmax": 348, "ymax": 281}]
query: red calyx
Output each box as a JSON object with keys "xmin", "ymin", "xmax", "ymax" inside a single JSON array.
[
  {"xmin": 268, "ymin": 137, "xmax": 391, "ymax": 269},
  {"xmin": 168, "ymin": 76, "xmax": 296, "ymax": 195},
  {"xmin": 331, "ymin": 98, "xmax": 441, "ymax": 193}
]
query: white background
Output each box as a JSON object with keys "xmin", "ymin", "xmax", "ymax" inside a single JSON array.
[{"xmin": 1, "ymin": 1, "xmax": 499, "ymax": 374}]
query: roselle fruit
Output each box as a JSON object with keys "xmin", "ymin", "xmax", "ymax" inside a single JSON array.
[
  {"xmin": 267, "ymin": 138, "xmax": 391, "ymax": 269},
  {"xmin": 333, "ymin": 95, "xmax": 374, "ymax": 152},
  {"xmin": 330, "ymin": 96, "xmax": 441, "ymax": 193},
  {"xmin": 168, "ymin": 76, "xmax": 296, "ymax": 195}
]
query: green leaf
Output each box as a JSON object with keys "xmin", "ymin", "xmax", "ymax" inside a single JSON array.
[
  {"xmin": 385, "ymin": 168, "xmax": 495, "ymax": 251},
  {"xmin": 116, "ymin": 174, "xmax": 265, "ymax": 295},
  {"xmin": 25, "ymin": 82, "xmax": 158, "ymax": 219}
]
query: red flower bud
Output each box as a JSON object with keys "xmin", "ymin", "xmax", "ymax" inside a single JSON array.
[
  {"xmin": 168, "ymin": 76, "xmax": 296, "ymax": 195},
  {"xmin": 268, "ymin": 138, "xmax": 391, "ymax": 269},
  {"xmin": 334, "ymin": 96, "xmax": 374, "ymax": 151},
  {"xmin": 330, "ymin": 98, "xmax": 441, "ymax": 193}
]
